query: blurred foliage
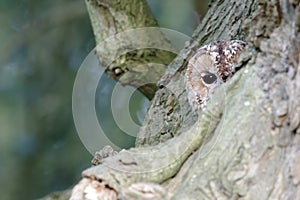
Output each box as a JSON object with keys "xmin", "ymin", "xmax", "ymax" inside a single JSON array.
[
  {"xmin": 0, "ymin": 0, "xmax": 208, "ymax": 199},
  {"xmin": 147, "ymin": 0, "xmax": 210, "ymax": 36},
  {"xmin": 0, "ymin": 1, "xmax": 94, "ymax": 199}
]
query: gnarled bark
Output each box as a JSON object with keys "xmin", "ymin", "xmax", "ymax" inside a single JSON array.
[
  {"xmin": 85, "ymin": 0, "xmax": 176, "ymax": 99},
  {"xmin": 68, "ymin": 0, "xmax": 300, "ymax": 199}
]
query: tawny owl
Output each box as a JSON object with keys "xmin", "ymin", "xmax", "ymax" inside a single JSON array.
[{"xmin": 185, "ymin": 40, "xmax": 247, "ymax": 113}]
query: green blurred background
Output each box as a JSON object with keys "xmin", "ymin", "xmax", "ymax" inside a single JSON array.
[{"xmin": 0, "ymin": 0, "xmax": 208, "ymax": 199}]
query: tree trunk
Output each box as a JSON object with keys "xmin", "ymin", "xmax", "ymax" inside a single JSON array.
[{"xmin": 69, "ymin": 0, "xmax": 300, "ymax": 199}]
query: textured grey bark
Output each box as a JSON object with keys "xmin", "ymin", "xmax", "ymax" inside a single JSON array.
[
  {"xmin": 54, "ymin": 0, "xmax": 300, "ymax": 199},
  {"xmin": 85, "ymin": 0, "xmax": 176, "ymax": 99},
  {"xmin": 133, "ymin": 0, "xmax": 300, "ymax": 199}
]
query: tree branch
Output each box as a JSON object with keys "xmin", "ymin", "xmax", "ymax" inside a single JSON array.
[{"xmin": 85, "ymin": 0, "xmax": 176, "ymax": 99}]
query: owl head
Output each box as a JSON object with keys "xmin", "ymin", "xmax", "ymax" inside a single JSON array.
[{"xmin": 185, "ymin": 40, "xmax": 247, "ymax": 113}]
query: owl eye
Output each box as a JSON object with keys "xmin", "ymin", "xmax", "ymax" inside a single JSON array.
[{"xmin": 201, "ymin": 73, "xmax": 217, "ymax": 84}]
